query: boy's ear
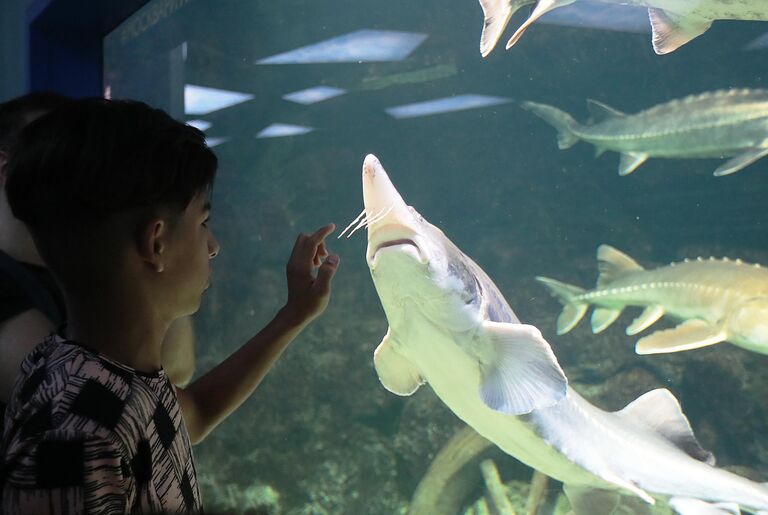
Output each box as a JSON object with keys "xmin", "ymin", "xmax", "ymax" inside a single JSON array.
[{"xmin": 138, "ymin": 218, "xmax": 166, "ymax": 273}]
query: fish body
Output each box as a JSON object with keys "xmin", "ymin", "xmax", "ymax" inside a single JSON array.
[
  {"xmin": 360, "ymin": 154, "xmax": 768, "ymax": 514},
  {"xmin": 522, "ymin": 89, "xmax": 768, "ymax": 176},
  {"xmin": 478, "ymin": 0, "xmax": 768, "ymax": 56},
  {"xmin": 538, "ymin": 245, "xmax": 768, "ymax": 355}
]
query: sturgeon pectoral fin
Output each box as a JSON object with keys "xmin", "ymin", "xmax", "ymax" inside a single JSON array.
[
  {"xmin": 479, "ymin": 322, "xmax": 567, "ymax": 415},
  {"xmin": 648, "ymin": 9, "xmax": 712, "ymax": 55},
  {"xmin": 617, "ymin": 388, "xmax": 715, "ymax": 465},
  {"xmin": 505, "ymin": 0, "xmax": 574, "ymax": 49},
  {"xmin": 713, "ymin": 147, "xmax": 768, "ymax": 177},
  {"xmin": 626, "ymin": 305, "xmax": 665, "ymax": 335},
  {"xmin": 374, "ymin": 329, "xmax": 425, "ymax": 396},
  {"xmin": 591, "ymin": 307, "xmax": 622, "ymax": 333},
  {"xmin": 635, "ymin": 319, "xmax": 726, "ymax": 355},
  {"xmin": 669, "ymin": 497, "xmax": 741, "ymax": 515},
  {"xmin": 618, "ymin": 152, "xmax": 648, "ymax": 176}
]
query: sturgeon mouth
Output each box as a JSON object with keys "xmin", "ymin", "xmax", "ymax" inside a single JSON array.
[
  {"xmin": 376, "ymin": 238, "xmax": 418, "ymax": 253},
  {"xmin": 372, "ymin": 238, "xmax": 424, "ymax": 264}
]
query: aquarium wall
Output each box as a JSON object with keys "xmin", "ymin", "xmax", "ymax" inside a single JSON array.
[{"xmin": 102, "ymin": 0, "xmax": 768, "ymax": 513}]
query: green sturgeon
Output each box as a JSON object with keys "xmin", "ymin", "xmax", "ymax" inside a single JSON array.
[
  {"xmin": 357, "ymin": 153, "xmax": 768, "ymax": 514},
  {"xmin": 522, "ymin": 89, "xmax": 768, "ymax": 177},
  {"xmin": 537, "ymin": 245, "xmax": 768, "ymax": 355},
  {"xmin": 478, "ymin": 0, "xmax": 768, "ymax": 56}
]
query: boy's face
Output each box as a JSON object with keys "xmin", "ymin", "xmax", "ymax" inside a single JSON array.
[{"xmin": 162, "ymin": 191, "xmax": 219, "ymax": 316}]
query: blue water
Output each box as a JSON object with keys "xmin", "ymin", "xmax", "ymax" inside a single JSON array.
[{"xmin": 104, "ymin": 1, "xmax": 768, "ymax": 512}]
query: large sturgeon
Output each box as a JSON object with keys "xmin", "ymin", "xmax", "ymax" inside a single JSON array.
[
  {"xmin": 537, "ymin": 245, "xmax": 768, "ymax": 355},
  {"xmin": 478, "ymin": 0, "xmax": 768, "ymax": 56},
  {"xmin": 358, "ymin": 153, "xmax": 768, "ymax": 515},
  {"xmin": 522, "ymin": 89, "xmax": 768, "ymax": 177}
]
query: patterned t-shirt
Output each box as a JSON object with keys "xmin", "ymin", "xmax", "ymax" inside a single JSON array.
[{"xmin": 0, "ymin": 335, "xmax": 201, "ymax": 513}]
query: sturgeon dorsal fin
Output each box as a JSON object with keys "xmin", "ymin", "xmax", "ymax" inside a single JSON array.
[
  {"xmin": 596, "ymin": 245, "xmax": 643, "ymax": 288},
  {"xmin": 617, "ymin": 389, "xmax": 715, "ymax": 465},
  {"xmin": 374, "ymin": 329, "xmax": 425, "ymax": 396},
  {"xmin": 586, "ymin": 99, "xmax": 625, "ymax": 122}
]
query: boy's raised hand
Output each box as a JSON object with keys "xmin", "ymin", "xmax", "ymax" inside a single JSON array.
[{"xmin": 283, "ymin": 223, "xmax": 340, "ymax": 324}]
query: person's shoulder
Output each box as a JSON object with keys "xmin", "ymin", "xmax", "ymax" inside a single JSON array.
[{"xmin": 8, "ymin": 338, "xmax": 141, "ymax": 438}]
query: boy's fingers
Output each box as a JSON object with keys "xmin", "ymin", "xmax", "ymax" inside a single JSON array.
[
  {"xmin": 314, "ymin": 254, "xmax": 340, "ymax": 294},
  {"xmin": 292, "ymin": 224, "xmax": 335, "ymax": 273},
  {"xmin": 309, "ymin": 224, "xmax": 335, "ymax": 244}
]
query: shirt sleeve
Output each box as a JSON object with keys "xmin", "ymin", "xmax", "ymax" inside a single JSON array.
[{"xmin": 1, "ymin": 432, "xmax": 130, "ymax": 515}]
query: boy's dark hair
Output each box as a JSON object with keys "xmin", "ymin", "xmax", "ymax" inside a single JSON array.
[
  {"xmin": 5, "ymin": 98, "xmax": 217, "ymax": 290},
  {"xmin": 0, "ymin": 92, "xmax": 70, "ymax": 154}
]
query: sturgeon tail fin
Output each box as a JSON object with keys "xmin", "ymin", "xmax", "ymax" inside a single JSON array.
[
  {"xmin": 479, "ymin": 0, "xmax": 536, "ymax": 57},
  {"xmin": 536, "ymin": 276, "xmax": 587, "ymax": 335},
  {"xmin": 479, "ymin": 0, "xmax": 514, "ymax": 57},
  {"xmin": 521, "ymin": 101, "xmax": 580, "ymax": 149}
]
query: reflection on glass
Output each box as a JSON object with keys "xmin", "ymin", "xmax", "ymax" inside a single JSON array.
[
  {"xmin": 205, "ymin": 137, "xmax": 229, "ymax": 148},
  {"xmin": 745, "ymin": 32, "xmax": 768, "ymax": 50},
  {"xmin": 542, "ymin": 1, "xmax": 649, "ymax": 33},
  {"xmin": 256, "ymin": 123, "xmax": 315, "ymax": 138},
  {"xmin": 184, "ymin": 85, "xmax": 254, "ymax": 115},
  {"xmin": 283, "ymin": 86, "xmax": 347, "ymax": 105},
  {"xmin": 386, "ymin": 94, "xmax": 512, "ymax": 119},
  {"xmin": 188, "ymin": 119, "xmax": 212, "ymax": 131},
  {"xmin": 256, "ymin": 29, "xmax": 428, "ymax": 64}
]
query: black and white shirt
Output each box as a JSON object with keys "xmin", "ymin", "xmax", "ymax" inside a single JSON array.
[{"xmin": 0, "ymin": 335, "xmax": 201, "ymax": 513}]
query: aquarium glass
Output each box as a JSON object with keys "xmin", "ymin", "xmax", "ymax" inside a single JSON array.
[{"xmin": 104, "ymin": 0, "xmax": 768, "ymax": 513}]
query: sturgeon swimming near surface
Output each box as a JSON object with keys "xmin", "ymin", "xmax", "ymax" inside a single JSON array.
[
  {"xmin": 538, "ymin": 245, "xmax": 768, "ymax": 355},
  {"xmin": 355, "ymin": 153, "xmax": 768, "ymax": 514},
  {"xmin": 478, "ymin": 0, "xmax": 768, "ymax": 56},
  {"xmin": 522, "ymin": 89, "xmax": 768, "ymax": 177}
]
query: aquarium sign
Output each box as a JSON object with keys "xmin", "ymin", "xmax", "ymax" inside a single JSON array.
[
  {"xmin": 256, "ymin": 29, "xmax": 428, "ymax": 64},
  {"xmin": 256, "ymin": 124, "xmax": 315, "ymax": 138},
  {"xmin": 282, "ymin": 86, "xmax": 347, "ymax": 105},
  {"xmin": 385, "ymin": 94, "xmax": 512, "ymax": 119},
  {"xmin": 184, "ymin": 85, "xmax": 255, "ymax": 116}
]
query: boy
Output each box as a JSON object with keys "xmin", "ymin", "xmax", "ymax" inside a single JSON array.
[
  {"xmin": 0, "ymin": 98, "xmax": 339, "ymax": 513},
  {"xmin": 0, "ymin": 94, "xmax": 198, "ymax": 430}
]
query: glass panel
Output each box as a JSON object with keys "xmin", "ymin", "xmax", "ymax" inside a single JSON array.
[{"xmin": 104, "ymin": 1, "xmax": 768, "ymax": 513}]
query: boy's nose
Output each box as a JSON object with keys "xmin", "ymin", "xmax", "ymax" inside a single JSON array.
[{"xmin": 208, "ymin": 235, "xmax": 220, "ymax": 259}]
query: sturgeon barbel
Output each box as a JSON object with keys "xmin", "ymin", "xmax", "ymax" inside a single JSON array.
[
  {"xmin": 478, "ymin": 0, "xmax": 768, "ymax": 56},
  {"xmin": 522, "ymin": 89, "xmax": 768, "ymax": 176},
  {"xmin": 357, "ymin": 153, "xmax": 768, "ymax": 514},
  {"xmin": 538, "ymin": 245, "xmax": 768, "ymax": 355}
]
